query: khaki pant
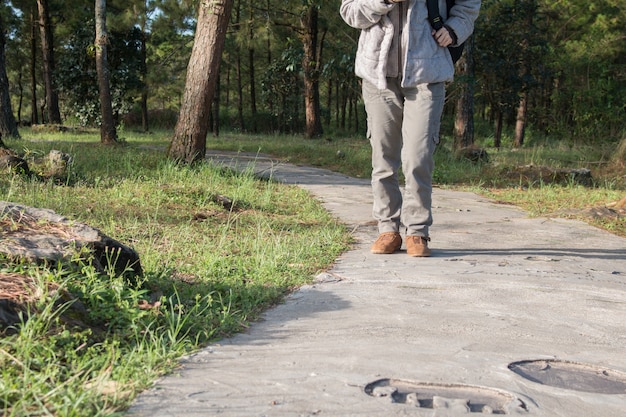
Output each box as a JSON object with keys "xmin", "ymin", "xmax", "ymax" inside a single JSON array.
[{"xmin": 362, "ymin": 78, "xmax": 445, "ymax": 237}]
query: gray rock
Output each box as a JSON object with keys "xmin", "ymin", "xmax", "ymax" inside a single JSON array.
[{"xmin": 0, "ymin": 201, "xmax": 142, "ymax": 277}]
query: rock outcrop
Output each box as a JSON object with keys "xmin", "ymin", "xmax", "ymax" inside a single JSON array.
[{"xmin": 0, "ymin": 201, "xmax": 142, "ymax": 276}]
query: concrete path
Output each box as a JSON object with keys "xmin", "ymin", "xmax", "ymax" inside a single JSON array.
[{"xmin": 128, "ymin": 151, "xmax": 626, "ymax": 416}]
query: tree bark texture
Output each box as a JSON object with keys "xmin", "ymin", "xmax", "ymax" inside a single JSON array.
[
  {"xmin": 140, "ymin": 26, "xmax": 149, "ymax": 132},
  {"xmin": 0, "ymin": 14, "xmax": 20, "ymax": 139},
  {"xmin": 36, "ymin": 0, "xmax": 61, "ymax": 124},
  {"xmin": 95, "ymin": 0, "xmax": 118, "ymax": 144},
  {"xmin": 248, "ymin": 46, "xmax": 257, "ymax": 132},
  {"xmin": 494, "ymin": 110, "xmax": 503, "ymax": 149},
  {"xmin": 210, "ymin": 73, "xmax": 220, "ymax": 137},
  {"xmin": 234, "ymin": 0, "xmax": 244, "ymax": 130},
  {"xmin": 514, "ymin": 92, "xmax": 527, "ymax": 147},
  {"xmin": 168, "ymin": 0, "xmax": 234, "ymax": 163},
  {"xmin": 453, "ymin": 35, "xmax": 475, "ymax": 150},
  {"xmin": 235, "ymin": 49, "xmax": 244, "ymax": 130},
  {"xmin": 301, "ymin": 6, "xmax": 323, "ymax": 138},
  {"xmin": 247, "ymin": 1, "xmax": 257, "ymax": 132},
  {"xmin": 514, "ymin": 6, "xmax": 534, "ymax": 148},
  {"xmin": 30, "ymin": 9, "xmax": 38, "ymax": 125}
]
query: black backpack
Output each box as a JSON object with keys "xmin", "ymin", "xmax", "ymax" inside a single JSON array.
[{"xmin": 426, "ymin": 0, "xmax": 465, "ymax": 63}]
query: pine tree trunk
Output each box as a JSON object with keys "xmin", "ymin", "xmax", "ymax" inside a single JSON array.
[
  {"xmin": 30, "ymin": 9, "xmax": 38, "ymax": 125},
  {"xmin": 234, "ymin": 0, "xmax": 244, "ymax": 130},
  {"xmin": 37, "ymin": 0, "xmax": 61, "ymax": 124},
  {"xmin": 211, "ymin": 73, "xmax": 220, "ymax": 137},
  {"xmin": 235, "ymin": 48, "xmax": 244, "ymax": 130},
  {"xmin": 168, "ymin": 0, "xmax": 234, "ymax": 163},
  {"xmin": 247, "ymin": 1, "xmax": 257, "ymax": 133},
  {"xmin": 0, "ymin": 14, "xmax": 20, "ymax": 139},
  {"xmin": 301, "ymin": 6, "xmax": 322, "ymax": 138},
  {"xmin": 140, "ymin": 25, "xmax": 149, "ymax": 132},
  {"xmin": 494, "ymin": 109, "xmax": 503, "ymax": 149},
  {"xmin": 95, "ymin": 0, "xmax": 117, "ymax": 144},
  {"xmin": 514, "ymin": 5, "xmax": 534, "ymax": 148},
  {"xmin": 514, "ymin": 92, "xmax": 527, "ymax": 148},
  {"xmin": 248, "ymin": 46, "xmax": 257, "ymax": 132}
]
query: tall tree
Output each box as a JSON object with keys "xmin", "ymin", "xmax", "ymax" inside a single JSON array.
[
  {"xmin": 233, "ymin": 0, "xmax": 244, "ymax": 130},
  {"xmin": 29, "ymin": 7, "xmax": 38, "ymax": 125},
  {"xmin": 36, "ymin": 0, "xmax": 61, "ymax": 124},
  {"xmin": 300, "ymin": 3, "xmax": 324, "ymax": 138},
  {"xmin": 0, "ymin": 11, "xmax": 20, "ymax": 139},
  {"xmin": 95, "ymin": 0, "xmax": 117, "ymax": 143},
  {"xmin": 168, "ymin": 0, "xmax": 234, "ymax": 163},
  {"xmin": 140, "ymin": 18, "xmax": 149, "ymax": 132},
  {"xmin": 513, "ymin": 0, "xmax": 537, "ymax": 147},
  {"xmin": 246, "ymin": 0, "xmax": 257, "ymax": 132}
]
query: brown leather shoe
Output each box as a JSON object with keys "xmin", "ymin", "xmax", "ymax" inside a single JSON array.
[
  {"xmin": 371, "ymin": 232, "xmax": 402, "ymax": 254},
  {"xmin": 406, "ymin": 236, "xmax": 431, "ymax": 257}
]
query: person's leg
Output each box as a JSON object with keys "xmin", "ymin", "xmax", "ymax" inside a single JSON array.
[
  {"xmin": 362, "ymin": 79, "xmax": 404, "ymax": 236},
  {"xmin": 400, "ymin": 82, "xmax": 445, "ymax": 240}
]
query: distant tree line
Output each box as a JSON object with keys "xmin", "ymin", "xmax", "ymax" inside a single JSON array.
[{"xmin": 0, "ymin": 0, "xmax": 624, "ymax": 148}]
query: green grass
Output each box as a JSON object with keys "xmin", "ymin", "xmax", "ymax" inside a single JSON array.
[
  {"xmin": 0, "ymin": 129, "xmax": 350, "ymax": 416},
  {"xmin": 0, "ymin": 126, "xmax": 624, "ymax": 415}
]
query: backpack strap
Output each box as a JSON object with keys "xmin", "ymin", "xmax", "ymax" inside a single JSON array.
[
  {"xmin": 426, "ymin": 0, "xmax": 444, "ymax": 30},
  {"xmin": 426, "ymin": 0, "xmax": 465, "ymax": 63}
]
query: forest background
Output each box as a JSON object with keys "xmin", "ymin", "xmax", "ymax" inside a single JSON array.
[{"xmin": 0, "ymin": 0, "xmax": 624, "ymax": 150}]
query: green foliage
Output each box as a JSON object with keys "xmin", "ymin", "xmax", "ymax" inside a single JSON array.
[
  {"xmin": 3, "ymin": 0, "xmax": 625, "ymax": 146},
  {"xmin": 542, "ymin": 0, "xmax": 626, "ymax": 139},
  {"xmin": 56, "ymin": 22, "xmax": 144, "ymax": 127},
  {"xmin": 475, "ymin": 0, "xmax": 526, "ymax": 112},
  {"xmin": 260, "ymin": 46, "xmax": 304, "ymax": 133},
  {"xmin": 144, "ymin": 2, "xmax": 194, "ymax": 111}
]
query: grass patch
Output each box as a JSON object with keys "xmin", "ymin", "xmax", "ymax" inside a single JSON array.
[{"xmin": 0, "ymin": 129, "xmax": 350, "ymax": 416}]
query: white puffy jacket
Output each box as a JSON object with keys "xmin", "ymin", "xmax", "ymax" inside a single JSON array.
[{"xmin": 340, "ymin": 0, "xmax": 481, "ymax": 89}]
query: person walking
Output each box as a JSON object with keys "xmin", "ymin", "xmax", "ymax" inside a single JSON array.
[{"xmin": 340, "ymin": 0, "xmax": 480, "ymax": 257}]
